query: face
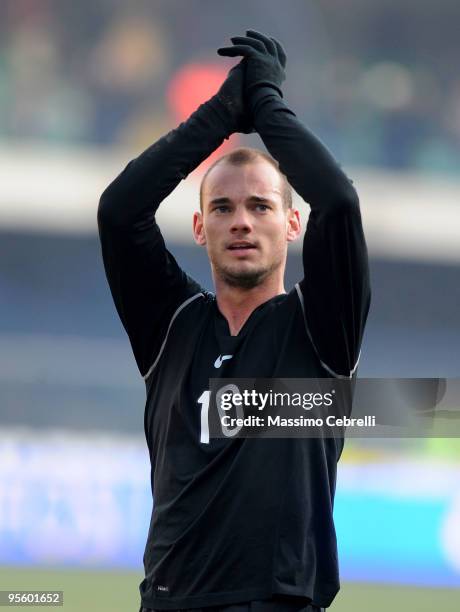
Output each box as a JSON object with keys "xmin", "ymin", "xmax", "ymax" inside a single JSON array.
[{"xmin": 193, "ymin": 160, "xmax": 301, "ymax": 289}]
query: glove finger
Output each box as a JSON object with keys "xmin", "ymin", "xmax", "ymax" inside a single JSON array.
[
  {"xmin": 230, "ymin": 36, "xmax": 266, "ymax": 54},
  {"xmin": 246, "ymin": 29, "xmax": 276, "ymax": 55},
  {"xmin": 217, "ymin": 45, "xmax": 257, "ymax": 58},
  {"xmin": 270, "ymin": 37, "xmax": 287, "ymax": 68}
]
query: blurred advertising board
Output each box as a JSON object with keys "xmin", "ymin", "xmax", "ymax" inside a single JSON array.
[{"xmin": 0, "ymin": 429, "xmax": 459, "ymax": 587}]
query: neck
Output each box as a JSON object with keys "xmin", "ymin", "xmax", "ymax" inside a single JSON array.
[{"xmin": 214, "ymin": 273, "xmax": 286, "ymax": 336}]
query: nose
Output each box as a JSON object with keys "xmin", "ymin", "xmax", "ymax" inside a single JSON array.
[{"xmin": 230, "ymin": 207, "xmax": 252, "ymax": 234}]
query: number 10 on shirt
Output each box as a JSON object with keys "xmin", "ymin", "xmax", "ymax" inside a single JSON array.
[{"xmin": 197, "ymin": 384, "xmax": 243, "ymax": 443}]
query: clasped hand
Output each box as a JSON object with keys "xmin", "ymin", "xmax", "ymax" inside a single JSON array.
[{"xmin": 216, "ymin": 29, "xmax": 287, "ymax": 134}]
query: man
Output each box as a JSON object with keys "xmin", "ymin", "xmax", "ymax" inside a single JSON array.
[{"xmin": 98, "ymin": 30, "xmax": 370, "ymax": 612}]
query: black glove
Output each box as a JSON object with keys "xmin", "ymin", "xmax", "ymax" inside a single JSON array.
[
  {"xmin": 215, "ymin": 59, "xmax": 253, "ymax": 134},
  {"xmin": 217, "ymin": 29, "xmax": 287, "ymax": 98}
]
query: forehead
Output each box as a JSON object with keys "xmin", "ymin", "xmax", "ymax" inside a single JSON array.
[{"xmin": 203, "ymin": 160, "xmax": 283, "ymax": 200}]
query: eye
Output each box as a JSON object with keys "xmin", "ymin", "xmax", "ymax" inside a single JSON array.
[
  {"xmin": 255, "ymin": 203, "xmax": 270, "ymax": 212},
  {"xmin": 214, "ymin": 205, "xmax": 230, "ymax": 213}
]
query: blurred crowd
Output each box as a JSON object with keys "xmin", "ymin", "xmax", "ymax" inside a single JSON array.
[{"xmin": 1, "ymin": 0, "xmax": 460, "ymax": 174}]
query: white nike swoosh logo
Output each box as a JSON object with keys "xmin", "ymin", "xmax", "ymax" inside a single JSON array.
[{"xmin": 214, "ymin": 354, "xmax": 233, "ymax": 368}]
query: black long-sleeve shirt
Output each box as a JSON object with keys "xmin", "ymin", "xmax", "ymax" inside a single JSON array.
[{"xmin": 98, "ymin": 91, "xmax": 371, "ymax": 609}]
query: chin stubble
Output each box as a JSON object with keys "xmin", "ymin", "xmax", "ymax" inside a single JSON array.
[{"xmin": 215, "ymin": 260, "xmax": 281, "ymax": 289}]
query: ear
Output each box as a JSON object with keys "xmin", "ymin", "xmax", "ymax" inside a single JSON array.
[
  {"xmin": 286, "ymin": 208, "xmax": 301, "ymax": 243},
  {"xmin": 193, "ymin": 211, "xmax": 206, "ymax": 246}
]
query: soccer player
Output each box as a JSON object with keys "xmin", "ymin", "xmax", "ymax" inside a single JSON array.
[{"xmin": 98, "ymin": 30, "xmax": 370, "ymax": 612}]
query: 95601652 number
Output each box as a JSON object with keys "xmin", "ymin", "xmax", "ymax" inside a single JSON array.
[{"xmin": 0, "ymin": 591, "xmax": 63, "ymax": 606}]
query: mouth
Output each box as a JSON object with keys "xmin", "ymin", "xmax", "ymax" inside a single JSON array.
[{"xmin": 227, "ymin": 242, "xmax": 257, "ymax": 254}]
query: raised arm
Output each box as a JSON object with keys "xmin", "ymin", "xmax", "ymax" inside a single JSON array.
[
  {"xmin": 97, "ymin": 61, "xmax": 252, "ymax": 377},
  {"xmin": 219, "ymin": 30, "xmax": 371, "ymax": 377}
]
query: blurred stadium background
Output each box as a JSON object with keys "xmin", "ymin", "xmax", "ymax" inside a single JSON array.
[{"xmin": 1, "ymin": 1, "xmax": 459, "ymax": 610}]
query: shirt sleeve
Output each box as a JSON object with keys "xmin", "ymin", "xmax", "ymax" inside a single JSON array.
[
  {"xmin": 97, "ymin": 96, "xmax": 235, "ymax": 378},
  {"xmin": 252, "ymin": 89, "xmax": 371, "ymax": 378}
]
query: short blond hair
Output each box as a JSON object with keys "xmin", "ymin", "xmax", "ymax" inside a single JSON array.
[{"xmin": 199, "ymin": 147, "xmax": 292, "ymax": 211}]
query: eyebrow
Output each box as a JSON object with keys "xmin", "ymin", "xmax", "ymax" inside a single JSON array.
[{"xmin": 209, "ymin": 195, "xmax": 270, "ymax": 205}]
